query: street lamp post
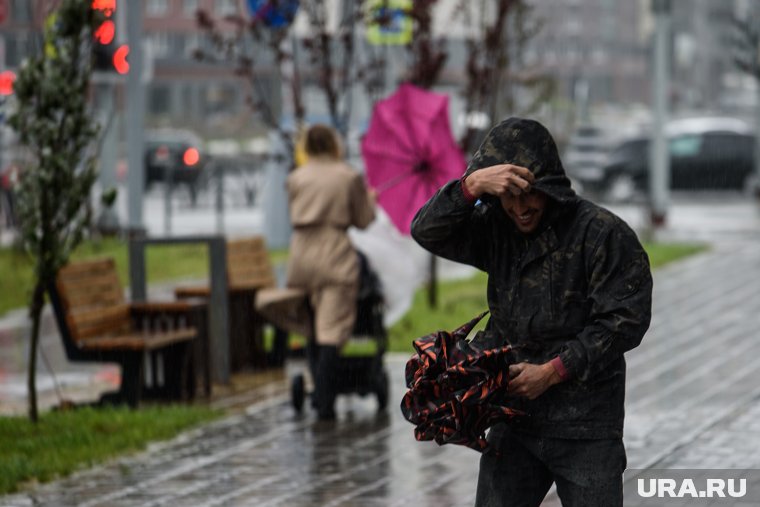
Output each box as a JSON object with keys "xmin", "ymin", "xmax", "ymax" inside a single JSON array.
[
  {"xmin": 649, "ymin": 0, "xmax": 671, "ymax": 227},
  {"xmin": 126, "ymin": 0, "xmax": 145, "ymax": 235},
  {"xmin": 754, "ymin": 40, "xmax": 760, "ymax": 199}
]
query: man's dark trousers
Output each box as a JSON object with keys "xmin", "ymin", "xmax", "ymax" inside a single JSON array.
[{"xmin": 475, "ymin": 423, "xmax": 627, "ymax": 507}]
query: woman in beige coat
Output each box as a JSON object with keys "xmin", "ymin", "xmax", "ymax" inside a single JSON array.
[{"xmin": 286, "ymin": 124, "xmax": 376, "ymax": 420}]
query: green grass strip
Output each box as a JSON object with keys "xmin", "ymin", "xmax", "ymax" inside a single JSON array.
[{"xmin": 0, "ymin": 405, "xmax": 220, "ymax": 495}]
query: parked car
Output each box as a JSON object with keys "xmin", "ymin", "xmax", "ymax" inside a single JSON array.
[
  {"xmin": 563, "ymin": 124, "xmax": 614, "ymax": 194},
  {"xmin": 595, "ymin": 117, "xmax": 755, "ymax": 202},
  {"xmin": 144, "ymin": 129, "xmax": 208, "ymax": 201}
]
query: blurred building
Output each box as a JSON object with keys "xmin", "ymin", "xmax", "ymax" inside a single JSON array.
[
  {"xmin": 0, "ymin": 0, "xmax": 263, "ymax": 139},
  {"xmin": 521, "ymin": 0, "xmax": 760, "ymax": 117},
  {"xmin": 522, "ymin": 0, "xmax": 649, "ymax": 108},
  {"xmin": 669, "ymin": 0, "xmax": 760, "ymax": 116},
  {"xmin": 140, "ymin": 0, "xmax": 266, "ymax": 137},
  {"xmin": 1, "ymin": 0, "xmax": 758, "ymax": 138}
]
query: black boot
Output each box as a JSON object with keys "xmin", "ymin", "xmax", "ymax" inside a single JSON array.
[{"xmin": 314, "ymin": 345, "xmax": 340, "ymax": 420}]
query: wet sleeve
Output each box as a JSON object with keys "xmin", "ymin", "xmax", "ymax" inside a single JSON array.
[
  {"xmin": 557, "ymin": 224, "xmax": 653, "ymax": 382},
  {"xmin": 350, "ymin": 173, "xmax": 376, "ymax": 229},
  {"xmin": 410, "ymin": 179, "xmax": 489, "ymax": 271}
]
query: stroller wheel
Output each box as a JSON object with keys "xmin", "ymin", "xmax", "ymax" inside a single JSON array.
[
  {"xmin": 292, "ymin": 373, "xmax": 305, "ymax": 413},
  {"xmin": 375, "ymin": 368, "xmax": 389, "ymax": 411}
]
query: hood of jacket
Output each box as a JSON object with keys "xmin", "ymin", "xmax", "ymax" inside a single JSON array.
[{"xmin": 465, "ymin": 117, "xmax": 578, "ymax": 206}]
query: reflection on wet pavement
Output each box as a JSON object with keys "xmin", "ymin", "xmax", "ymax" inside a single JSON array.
[
  {"xmin": 1, "ymin": 354, "xmax": 484, "ymax": 507},
  {"xmin": 0, "ymin": 311, "xmax": 120, "ymax": 415},
  {"xmin": 6, "ymin": 240, "xmax": 760, "ymax": 506}
]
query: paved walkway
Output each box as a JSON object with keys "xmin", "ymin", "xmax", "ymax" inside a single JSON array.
[{"xmin": 4, "ymin": 238, "xmax": 760, "ymax": 505}]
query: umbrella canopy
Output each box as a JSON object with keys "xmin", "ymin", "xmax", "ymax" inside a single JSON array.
[
  {"xmin": 400, "ymin": 313, "xmax": 522, "ymax": 453},
  {"xmin": 361, "ymin": 83, "xmax": 466, "ymax": 235}
]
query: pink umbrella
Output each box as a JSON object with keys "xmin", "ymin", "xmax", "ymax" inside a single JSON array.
[{"xmin": 361, "ymin": 83, "xmax": 466, "ymax": 235}]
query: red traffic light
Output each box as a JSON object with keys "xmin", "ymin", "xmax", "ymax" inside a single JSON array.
[
  {"xmin": 92, "ymin": 0, "xmax": 116, "ymax": 17},
  {"xmin": 0, "ymin": 71, "xmax": 16, "ymax": 96},
  {"xmin": 113, "ymin": 44, "xmax": 129, "ymax": 75},
  {"xmin": 94, "ymin": 20, "xmax": 115, "ymax": 45}
]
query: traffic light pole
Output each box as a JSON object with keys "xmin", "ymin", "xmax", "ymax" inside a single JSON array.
[
  {"xmin": 126, "ymin": 0, "xmax": 145, "ymax": 235},
  {"xmin": 94, "ymin": 82, "xmax": 120, "ymax": 233},
  {"xmin": 755, "ymin": 69, "xmax": 760, "ymax": 199},
  {"xmin": 649, "ymin": 0, "xmax": 671, "ymax": 228}
]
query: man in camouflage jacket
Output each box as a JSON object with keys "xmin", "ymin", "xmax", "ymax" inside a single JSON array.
[{"xmin": 411, "ymin": 118, "xmax": 653, "ymax": 506}]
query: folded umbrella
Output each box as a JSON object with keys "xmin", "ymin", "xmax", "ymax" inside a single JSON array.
[{"xmin": 400, "ymin": 312, "xmax": 522, "ymax": 452}]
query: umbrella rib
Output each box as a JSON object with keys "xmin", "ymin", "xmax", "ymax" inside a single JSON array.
[
  {"xmin": 376, "ymin": 169, "xmax": 416, "ymax": 194},
  {"xmin": 362, "ymin": 147, "xmax": 418, "ymax": 165},
  {"xmin": 411, "ymin": 173, "xmax": 439, "ymax": 207}
]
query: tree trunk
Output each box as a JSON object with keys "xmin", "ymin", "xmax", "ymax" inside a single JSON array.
[{"xmin": 27, "ymin": 280, "xmax": 45, "ymax": 423}]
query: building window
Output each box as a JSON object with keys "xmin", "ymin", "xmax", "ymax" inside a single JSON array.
[
  {"xmin": 149, "ymin": 85, "xmax": 172, "ymax": 116},
  {"xmin": 735, "ymin": 0, "xmax": 751, "ymax": 17},
  {"xmin": 147, "ymin": 0, "xmax": 169, "ymax": 17},
  {"xmin": 183, "ymin": 33, "xmax": 203, "ymax": 58},
  {"xmin": 565, "ymin": 18, "xmax": 581, "ymax": 36},
  {"xmin": 204, "ymin": 83, "xmax": 238, "ymax": 115},
  {"xmin": 216, "ymin": 0, "xmax": 239, "ymax": 17},
  {"xmin": 5, "ymin": 35, "xmax": 28, "ymax": 67},
  {"xmin": 11, "ymin": 0, "xmax": 31, "ymax": 22},
  {"xmin": 148, "ymin": 84, "xmax": 172, "ymax": 115},
  {"xmin": 184, "ymin": 0, "xmax": 200, "ymax": 17},
  {"xmin": 524, "ymin": 47, "xmax": 538, "ymax": 65},
  {"xmin": 148, "ymin": 32, "xmax": 171, "ymax": 59},
  {"xmin": 591, "ymin": 48, "xmax": 608, "ymax": 65}
]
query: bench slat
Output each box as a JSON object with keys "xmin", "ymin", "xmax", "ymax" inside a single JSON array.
[
  {"xmin": 60, "ymin": 280, "xmax": 125, "ymax": 309},
  {"xmin": 174, "ymin": 285, "xmax": 211, "ymax": 298},
  {"xmin": 57, "ymin": 258, "xmax": 125, "ymax": 310},
  {"xmin": 67, "ymin": 304, "xmax": 132, "ymax": 342},
  {"xmin": 78, "ymin": 328, "xmax": 196, "ymax": 351},
  {"xmin": 57, "ymin": 258, "xmax": 117, "ymax": 278}
]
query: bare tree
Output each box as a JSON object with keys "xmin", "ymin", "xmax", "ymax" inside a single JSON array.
[
  {"xmin": 194, "ymin": 1, "xmax": 373, "ymax": 154},
  {"xmin": 456, "ymin": 0, "xmax": 553, "ymax": 154},
  {"xmin": 728, "ymin": 15, "xmax": 760, "ymax": 80},
  {"xmin": 405, "ymin": 0, "xmax": 447, "ymax": 89}
]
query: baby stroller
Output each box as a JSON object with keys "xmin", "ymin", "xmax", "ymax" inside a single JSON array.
[{"xmin": 291, "ymin": 250, "xmax": 389, "ymax": 413}]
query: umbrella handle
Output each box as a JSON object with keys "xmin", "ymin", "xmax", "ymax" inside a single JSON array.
[{"xmin": 376, "ymin": 168, "xmax": 416, "ymax": 194}]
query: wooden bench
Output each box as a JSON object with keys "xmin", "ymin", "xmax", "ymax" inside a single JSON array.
[
  {"xmin": 175, "ymin": 236, "xmax": 309, "ymax": 369},
  {"xmin": 48, "ymin": 258, "xmax": 208, "ymax": 407}
]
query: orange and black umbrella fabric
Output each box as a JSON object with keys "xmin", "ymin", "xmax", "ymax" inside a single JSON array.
[{"xmin": 400, "ymin": 313, "xmax": 523, "ymax": 453}]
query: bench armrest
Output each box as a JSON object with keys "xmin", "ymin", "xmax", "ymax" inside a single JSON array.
[
  {"xmin": 175, "ymin": 286, "xmax": 211, "ymax": 299},
  {"xmin": 130, "ymin": 301, "xmax": 207, "ymax": 315}
]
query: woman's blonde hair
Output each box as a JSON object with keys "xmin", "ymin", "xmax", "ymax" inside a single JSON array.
[{"xmin": 304, "ymin": 124, "xmax": 342, "ymax": 159}]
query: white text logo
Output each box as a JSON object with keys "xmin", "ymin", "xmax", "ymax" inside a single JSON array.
[{"xmin": 637, "ymin": 478, "xmax": 746, "ymax": 499}]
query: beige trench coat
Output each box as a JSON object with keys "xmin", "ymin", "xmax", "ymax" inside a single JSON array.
[{"xmin": 285, "ymin": 158, "xmax": 375, "ymax": 346}]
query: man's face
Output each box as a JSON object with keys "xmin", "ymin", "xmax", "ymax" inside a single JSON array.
[{"xmin": 499, "ymin": 190, "xmax": 548, "ymax": 234}]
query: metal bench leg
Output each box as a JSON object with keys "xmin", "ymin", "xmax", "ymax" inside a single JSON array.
[
  {"xmin": 163, "ymin": 342, "xmax": 193, "ymax": 400},
  {"xmin": 185, "ymin": 341, "xmax": 197, "ymax": 400},
  {"xmin": 119, "ymin": 353, "xmax": 144, "ymax": 408}
]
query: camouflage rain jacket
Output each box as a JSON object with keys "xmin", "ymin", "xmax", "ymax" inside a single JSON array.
[{"xmin": 410, "ymin": 118, "xmax": 653, "ymax": 439}]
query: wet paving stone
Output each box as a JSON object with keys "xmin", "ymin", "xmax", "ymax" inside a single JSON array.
[{"xmin": 4, "ymin": 240, "xmax": 760, "ymax": 506}]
